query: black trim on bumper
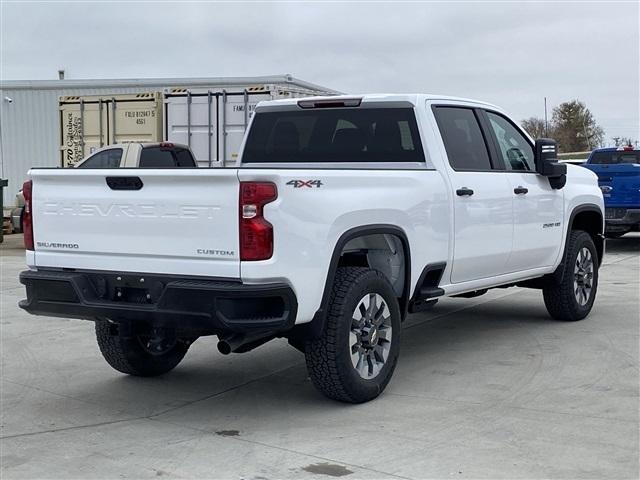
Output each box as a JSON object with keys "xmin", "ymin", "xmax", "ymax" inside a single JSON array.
[
  {"xmin": 19, "ymin": 269, "xmax": 297, "ymax": 335},
  {"xmin": 605, "ymin": 208, "xmax": 640, "ymax": 231}
]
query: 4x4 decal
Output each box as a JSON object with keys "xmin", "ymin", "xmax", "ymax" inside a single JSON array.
[{"xmin": 286, "ymin": 180, "xmax": 323, "ymax": 188}]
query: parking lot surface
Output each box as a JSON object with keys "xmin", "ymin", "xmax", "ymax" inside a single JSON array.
[{"xmin": 1, "ymin": 234, "xmax": 638, "ymax": 479}]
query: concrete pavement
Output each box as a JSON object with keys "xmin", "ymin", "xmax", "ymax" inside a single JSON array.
[{"xmin": 1, "ymin": 233, "xmax": 638, "ymax": 479}]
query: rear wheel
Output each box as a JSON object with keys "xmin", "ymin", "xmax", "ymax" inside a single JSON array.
[
  {"xmin": 95, "ymin": 320, "xmax": 192, "ymax": 376},
  {"xmin": 543, "ymin": 230, "xmax": 599, "ymax": 321},
  {"xmin": 305, "ymin": 267, "xmax": 401, "ymax": 403}
]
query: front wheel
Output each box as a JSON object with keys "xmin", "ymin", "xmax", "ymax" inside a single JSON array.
[
  {"xmin": 95, "ymin": 320, "xmax": 192, "ymax": 376},
  {"xmin": 543, "ymin": 230, "xmax": 599, "ymax": 321},
  {"xmin": 305, "ymin": 267, "xmax": 401, "ymax": 403}
]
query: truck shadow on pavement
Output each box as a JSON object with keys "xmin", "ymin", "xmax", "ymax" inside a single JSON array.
[
  {"xmin": 605, "ymin": 235, "xmax": 640, "ymax": 255},
  {"xmin": 86, "ymin": 293, "xmax": 573, "ymax": 416}
]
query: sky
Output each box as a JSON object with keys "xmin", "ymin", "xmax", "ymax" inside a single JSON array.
[{"xmin": 1, "ymin": 0, "xmax": 639, "ymax": 142}]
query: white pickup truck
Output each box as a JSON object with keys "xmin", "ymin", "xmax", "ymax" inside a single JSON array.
[{"xmin": 20, "ymin": 94, "xmax": 604, "ymax": 403}]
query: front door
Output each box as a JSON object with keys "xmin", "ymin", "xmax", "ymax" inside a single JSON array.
[
  {"xmin": 482, "ymin": 111, "xmax": 563, "ymax": 271},
  {"xmin": 433, "ymin": 106, "xmax": 514, "ymax": 283}
]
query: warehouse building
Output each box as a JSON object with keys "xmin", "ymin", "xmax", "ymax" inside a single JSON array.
[{"xmin": 0, "ymin": 75, "xmax": 337, "ymax": 207}]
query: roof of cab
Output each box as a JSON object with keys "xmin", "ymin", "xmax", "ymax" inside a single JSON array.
[{"xmin": 256, "ymin": 93, "xmax": 501, "ymax": 110}]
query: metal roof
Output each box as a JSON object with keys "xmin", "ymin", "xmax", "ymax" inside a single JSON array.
[{"xmin": 0, "ymin": 74, "xmax": 340, "ymax": 94}]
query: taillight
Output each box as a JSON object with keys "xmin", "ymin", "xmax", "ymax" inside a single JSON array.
[
  {"xmin": 239, "ymin": 182, "xmax": 277, "ymax": 261},
  {"xmin": 22, "ymin": 180, "xmax": 34, "ymax": 250}
]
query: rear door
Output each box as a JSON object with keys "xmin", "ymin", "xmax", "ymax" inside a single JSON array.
[
  {"xmin": 481, "ymin": 110, "xmax": 564, "ymax": 271},
  {"xmin": 432, "ymin": 106, "xmax": 514, "ymax": 283},
  {"xmin": 30, "ymin": 169, "xmax": 240, "ymax": 278}
]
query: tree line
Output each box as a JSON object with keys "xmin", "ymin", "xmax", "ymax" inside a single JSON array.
[{"xmin": 521, "ymin": 100, "xmax": 636, "ymax": 153}]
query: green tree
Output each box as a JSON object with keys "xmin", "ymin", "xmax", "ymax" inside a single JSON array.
[
  {"xmin": 521, "ymin": 117, "xmax": 547, "ymax": 139},
  {"xmin": 551, "ymin": 100, "xmax": 604, "ymax": 152}
]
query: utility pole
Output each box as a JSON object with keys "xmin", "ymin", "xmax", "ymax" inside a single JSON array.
[{"xmin": 544, "ymin": 97, "xmax": 548, "ymax": 137}]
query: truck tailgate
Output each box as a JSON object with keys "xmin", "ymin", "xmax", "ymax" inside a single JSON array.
[{"xmin": 29, "ymin": 169, "xmax": 240, "ymax": 278}]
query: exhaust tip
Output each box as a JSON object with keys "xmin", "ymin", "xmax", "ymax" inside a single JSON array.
[{"xmin": 217, "ymin": 340, "xmax": 231, "ymax": 355}]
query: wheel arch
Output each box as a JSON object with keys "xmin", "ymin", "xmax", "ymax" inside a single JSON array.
[
  {"xmin": 292, "ymin": 224, "xmax": 411, "ymax": 342},
  {"xmin": 568, "ymin": 204, "xmax": 604, "ymax": 266}
]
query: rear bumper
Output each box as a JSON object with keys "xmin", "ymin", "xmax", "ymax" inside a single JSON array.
[
  {"xmin": 605, "ymin": 208, "xmax": 640, "ymax": 231},
  {"xmin": 19, "ymin": 269, "xmax": 297, "ymax": 335}
]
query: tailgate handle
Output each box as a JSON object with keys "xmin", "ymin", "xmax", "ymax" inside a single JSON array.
[{"xmin": 106, "ymin": 177, "xmax": 143, "ymax": 191}]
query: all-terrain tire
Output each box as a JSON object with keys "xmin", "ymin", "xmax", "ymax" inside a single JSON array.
[
  {"xmin": 95, "ymin": 320, "xmax": 190, "ymax": 376},
  {"xmin": 543, "ymin": 230, "xmax": 599, "ymax": 321},
  {"xmin": 305, "ymin": 267, "xmax": 401, "ymax": 403}
]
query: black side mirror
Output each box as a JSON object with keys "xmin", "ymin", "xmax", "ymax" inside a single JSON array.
[{"xmin": 535, "ymin": 138, "xmax": 567, "ymax": 189}]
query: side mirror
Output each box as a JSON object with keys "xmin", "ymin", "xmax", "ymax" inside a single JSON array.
[{"xmin": 535, "ymin": 138, "xmax": 567, "ymax": 189}]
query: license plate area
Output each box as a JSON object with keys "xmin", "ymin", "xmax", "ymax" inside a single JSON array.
[
  {"xmin": 88, "ymin": 273, "xmax": 165, "ymax": 304},
  {"xmin": 605, "ymin": 208, "xmax": 627, "ymax": 219}
]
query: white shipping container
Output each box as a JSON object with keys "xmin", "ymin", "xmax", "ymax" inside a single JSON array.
[{"xmin": 165, "ymin": 85, "xmax": 332, "ymax": 167}]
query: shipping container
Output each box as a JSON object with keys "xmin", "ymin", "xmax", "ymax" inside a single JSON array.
[
  {"xmin": 164, "ymin": 85, "xmax": 332, "ymax": 167},
  {"xmin": 59, "ymin": 93, "xmax": 163, "ymax": 166}
]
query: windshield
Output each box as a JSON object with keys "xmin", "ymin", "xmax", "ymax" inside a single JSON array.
[
  {"xmin": 590, "ymin": 151, "xmax": 639, "ymax": 165},
  {"xmin": 242, "ymin": 107, "xmax": 425, "ymax": 163}
]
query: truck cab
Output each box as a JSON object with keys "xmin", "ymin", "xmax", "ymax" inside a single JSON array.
[{"xmin": 581, "ymin": 146, "xmax": 640, "ymax": 238}]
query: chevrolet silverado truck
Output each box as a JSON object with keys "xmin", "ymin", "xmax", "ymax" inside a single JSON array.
[
  {"xmin": 581, "ymin": 145, "xmax": 640, "ymax": 238},
  {"xmin": 19, "ymin": 95, "xmax": 604, "ymax": 403}
]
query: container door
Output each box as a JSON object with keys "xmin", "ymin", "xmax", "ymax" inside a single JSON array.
[
  {"xmin": 221, "ymin": 92, "xmax": 269, "ymax": 166},
  {"xmin": 165, "ymin": 92, "xmax": 219, "ymax": 167},
  {"xmin": 108, "ymin": 94, "xmax": 162, "ymax": 145},
  {"xmin": 59, "ymin": 99, "xmax": 108, "ymax": 167}
]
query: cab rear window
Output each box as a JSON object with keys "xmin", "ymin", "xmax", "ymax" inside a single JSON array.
[
  {"xmin": 590, "ymin": 151, "xmax": 639, "ymax": 164},
  {"xmin": 139, "ymin": 147, "xmax": 196, "ymax": 168},
  {"xmin": 242, "ymin": 108, "xmax": 425, "ymax": 163}
]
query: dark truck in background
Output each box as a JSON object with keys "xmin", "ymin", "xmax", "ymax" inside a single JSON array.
[{"xmin": 581, "ymin": 146, "xmax": 640, "ymax": 238}]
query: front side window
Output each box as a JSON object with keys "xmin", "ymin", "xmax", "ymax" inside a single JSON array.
[
  {"xmin": 433, "ymin": 107, "xmax": 492, "ymax": 171},
  {"xmin": 486, "ymin": 112, "xmax": 535, "ymax": 171},
  {"xmin": 242, "ymin": 107, "xmax": 425, "ymax": 163},
  {"xmin": 78, "ymin": 148, "xmax": 122, "ymax": 168}
]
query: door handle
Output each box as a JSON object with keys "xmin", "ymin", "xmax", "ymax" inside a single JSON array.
[
  {"xmin": 513, "ymin": 186, "xmax": 528, "ymax": 195},
  {"xmin": 106, "ymin": 176, "xmax": 143, "ymax": 191},
  {"xmin": 456, "ymin": 187, "xmax": 474, "ymax": 197}
]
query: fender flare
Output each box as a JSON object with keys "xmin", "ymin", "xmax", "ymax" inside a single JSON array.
[
  {"xmin": 550, "ymin": 204, "xmax": 604, "ymax": 284},
  {"xmin": 566, "ymin": 203, "xmax": 604, "ymax": 263},
  {"xmin": 296, "ymin": 224, "xmax": 411, "ymax": 341}
]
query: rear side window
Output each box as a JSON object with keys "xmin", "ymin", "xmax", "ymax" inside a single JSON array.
[
  {"xmin": 433, "ymin": 107, "xmax": 492, "ymax": 171},
  {"xmin": 139, "ymin": 147, "xmax": 196, "ymax": 168},
  {"xmin": 590, "ymin": 151, "xmax": 639, "ymax": 164},
  {"xmin": 242, "ymin": 108, "xmax": 425, "ymax": 163},
  {"xmin": 78, "ymin": 148, "xmax": 122, "ymax": 168}
]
